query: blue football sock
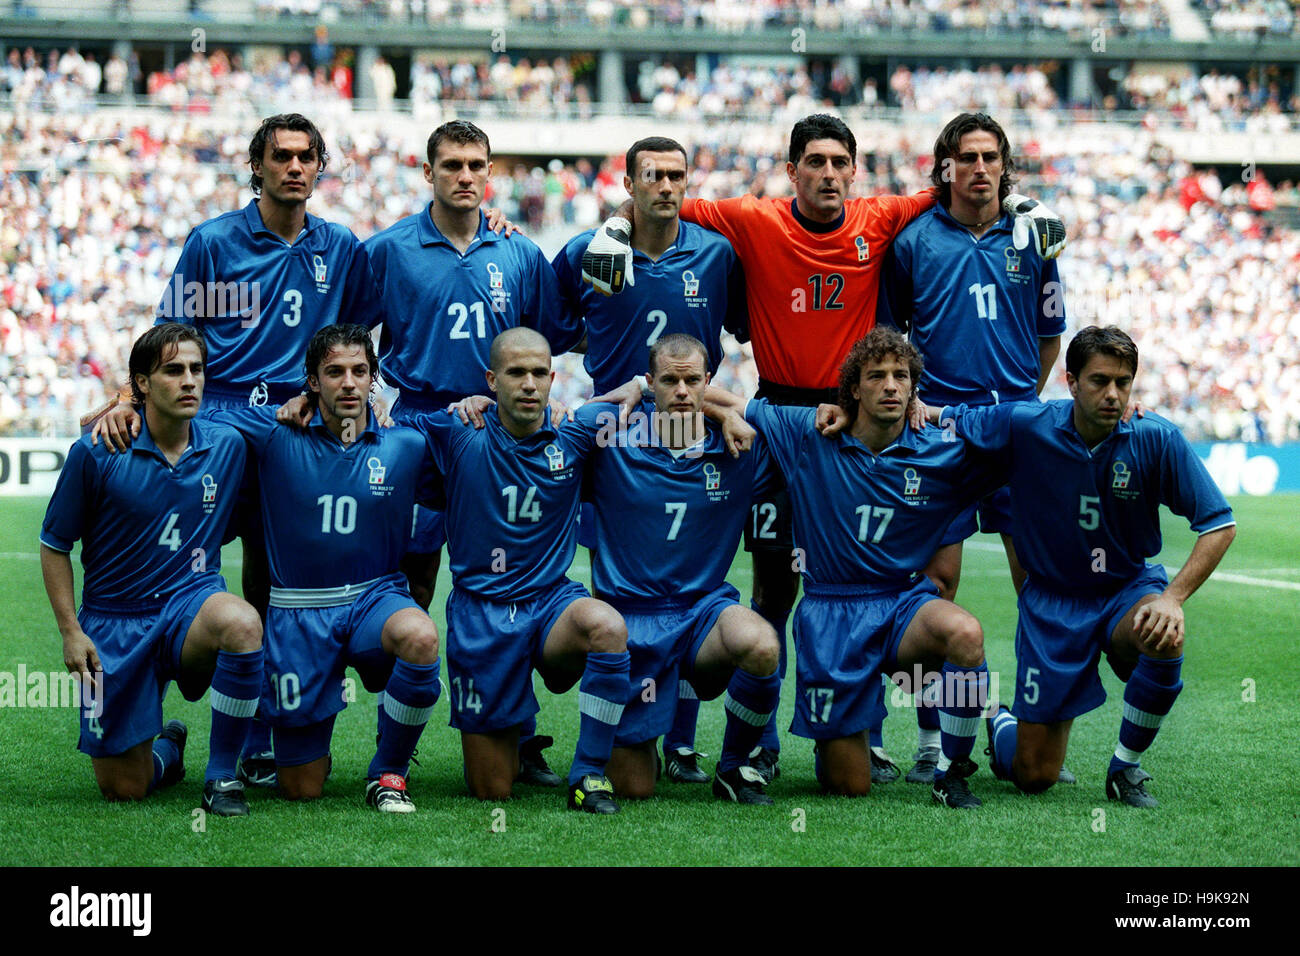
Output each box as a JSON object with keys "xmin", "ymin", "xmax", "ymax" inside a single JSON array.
[
  {"xmin": 1110, "ymin": 654, "xmax": 1182, "ymax": 775},
  {"xmin": 240, "ymin": 714, "xmax": 274, "ymax": 760},
  {"xmin": 990, "ymin": 708, "xmax": 1018, "ymax": 780},
  {"xmin": 151, "ymin": 736, "xmax": 181, "ymax": 792},
  {"xmin": 370, "ymin": 659, "xmax": 440, "ymax": 779},
  {"xmin": 753, "ymin": 600, "xmax": 789, "ymax": 752},
  {"xmin": 917, "ymin": 673, "xmax": 941, "ymax": 732},
  {"xmin": 569, "ymin": 651, "xmax": 629, "ymax": 784},
  {"xmin": 934, "ymin": 660, "xmax": 988, "ymax": 781},
  {"xmin": 720, "ymin": 669, "xmax": 779, "ymax": 772},
  {"xmin": 208, "ymin": 648, "xmax": 264, "ymax": 782},
  {"xmin": 663, "ymin": 680, "xmax": 701, "ymax": 755}
]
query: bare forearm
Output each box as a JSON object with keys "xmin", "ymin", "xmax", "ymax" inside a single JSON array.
[
  {"xmin": 1036, "ymin": 336, "xmax": 1061, "ymax": 395},
  {"xmin": 702, "ymin": 384, "xmax": 746, "ymax": 423},
  {"xmin": 40, "ymin": 545, "xmax": 81, "ymax": 637},
  {"xmin": 1165, "ymin": 526, "xmax": 1236, "ymax": 604}
]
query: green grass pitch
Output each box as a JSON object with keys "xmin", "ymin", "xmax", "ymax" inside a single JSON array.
[{"xmin": 1, "ymin": 494, "xmax": 1296, "ymax": 867}]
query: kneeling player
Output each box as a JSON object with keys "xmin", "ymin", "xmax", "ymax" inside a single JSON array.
[
  {"xmin": 41, "ymin": 324, "xmax": 264, "ymax": 816},
  {"xmin": 709, "ymin": 329, "xmax": 1005, "ymax": 806},
  {"xmin": 420, "ymin": 328, "xmax": 630, "ymax": 813},
  {"xmin": 935, "ymin": 327, "xmax": 1235, "ymax": 807},
  {"xmin": 576, "ymin": 335, "xmax": 781, "ymax": 803},
  {"xmin": 221, "ymin": 326, "xmax": 442, "ymax": 811}
]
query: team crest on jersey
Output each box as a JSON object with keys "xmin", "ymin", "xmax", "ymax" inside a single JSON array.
[
  {"xmin": 1004, "ymin": 247, "xmax": 1021, "ymax": 274},
  {"xmin": 368, "ymin": 456, "xmax": 386, "ymax": 485},
  {"xmin": 312, "ymin": 254, "xmax": 331, "ymax": 294},
  {"xmin": 248, "ymin": 382, "xmax": 269, "ymax": 407},
  {"xmin": 487, "ymin": 262, "xmax": 508, "ymax": 313},
  {"xmin": 903, "ymin": 467, "xmax": 923, "ymax": 496},
  {"xmin": 704, "ymin": 462, "xmax": 720, "ymax": 490},
  {"xmin": 1110, "ymin": 460, "xmax": 1140, "ymax": 499},
  {"xmin": 855, "ymin": 236, "xmax": 869, "ymax": 262},
  {"xmin": 682, "ymin": 270, "xmax": 699, "ymax": 297},
  {"xmin": 545, "ymin": 443, "xmax": 565, "ymax": 472},
  {"xmin": 201, "ymin": 474, "xmax": 218, "ymax": 513}
]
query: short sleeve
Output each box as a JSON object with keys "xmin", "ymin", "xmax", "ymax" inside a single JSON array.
[
  {"xmin": 205, "ymin": 405, "xmax": 279, "ymax": 454},
  {"xmin": 40, "ymin": 440, "xmax": 100, "ymax": 552},
  {"xmin": 945, "ymin": 402, "xmax": 1017, "ymax": 455},
  {"xmin": 1159, "ymin": 430, "xmax": 1235, "ymax": 535},
  {"xmin": 745, "ymin": 398, "xmax": 814, "ymax": 482}
]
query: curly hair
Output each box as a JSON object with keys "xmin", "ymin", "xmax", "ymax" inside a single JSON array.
[{"xmin": 836, "ymin": 328, "xmax": 923, "ymax": 424}]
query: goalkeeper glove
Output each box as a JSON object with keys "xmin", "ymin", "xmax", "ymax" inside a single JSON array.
[
  {"xmin": 1004, "ymin": 194, "xmax": 1067, "ymax": 259},
  {"xmin": 581, "ymin": 216, "xmax": 634, "ymax": 295}
]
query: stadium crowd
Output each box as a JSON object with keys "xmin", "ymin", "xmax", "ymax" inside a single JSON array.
[{"xmin": 1, "ymin": 108, "xmax": 1295, "ymax": 444}]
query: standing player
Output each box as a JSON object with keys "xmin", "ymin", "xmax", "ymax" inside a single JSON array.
[
  {"xmin": 585, "ymin": 114, "xmax": 1066, "ymax": 783},
  {"xmin": 211, "ymin": 326, "xmax": 441, "ymax": 810},
  {"xmin": 936, "ymin": 327, "xmax": 1235, "ymax": 807},
  {"xmin": 361, "ymin": 121, "xmax": 583, "ymax": 787},
  {"xmin": 417, "ymin": 328, "xmax": 630, "ymax": 814},
  {"xmin": 705, "ymin": 328, "xmax": 1003, "ymax": 807},
  {"xmin": 553, "ymin": 136, "xmax": 748, "ymax": 783},
  {"xmin": 42, "ymin": 324, "xmax": 264, "ymax": 816},
  {"xmin": 94, "ymin": 113, "xmax": 384, "ymax": 788},
  {"xmin": 875, "ymin": 112, "xmax": 1066, "ymax": 784},
  {"xmin": 581, "ymin": 335, "xmax": 781, "ymax": 803}
]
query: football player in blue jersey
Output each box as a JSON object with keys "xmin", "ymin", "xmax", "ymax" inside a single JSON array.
[
  {"xmin": 708, "ymin": 328, "xmax": 1004, "ymax": 807},
  {"xmin": 579, "ymin": 334, "xmax": 781, "ymax": 804},
  {"xmin": 553, "ymin": 137, "xmax": 748, "ymax": 785},
  {"xmin": 934, "ymin": 327, "xmax": 1236, "ymax": 807},
  {"xmin": 356, "ymin": 120, "xmax": 583, "ymax": 789},
  {"xmin": 212, "ymin": 325, "xmax": 442, "ymax": 812},
  {"xmin": 876, "ymin": 112, "xmax": 1070, "ymax": 785},
  {"xmin": 417, "ymin": 327, "xmax": 630, "ymax": 814},
  {"xmin": 41, "ymin": 324, "xmax": 264, "ymax": 816},
  {"xmin": 92, "ymin": 114, "xmax": 385, "ymax": 788}
]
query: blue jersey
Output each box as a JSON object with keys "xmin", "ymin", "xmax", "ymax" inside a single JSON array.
[
  {"xmin": 944, "ymin": 401, "xmax": 1236, "ymax": 594},
  {"xmin": 580, "ymin": 399, "xmax": 776, "ymax": 601},
  {"xmin": 878, "ymin": 207, "xmax": 1065, "ymax": 407},
  {"xmin": 552, "ymin": 222, "xmax": 747, "ymax": 395},
  {"xmin": 209, "ymin": 407, "xmax": 439, "ymax": 589},
  {"xmin": 415, "ymin": 408, "xmax": 595, "ymax": 600},
  {"xmin": 157, "ymin": 201, "xmax": 382, "ymax": 403},
  {"xmin": 40, "ymin": 417, "xmax": 246, "ymax": 607},
  {"xmin": 745, "ymin": 399, "xmax": 999, "ymax": 589},
  {"xmin": 366, "ymin": 206, "xmax": 583, "ymax": 408}
]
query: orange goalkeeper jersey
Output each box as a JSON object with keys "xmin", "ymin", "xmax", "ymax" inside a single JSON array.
[{"xmin": 682, "ymin": 190, "xmax": 936, "ymax": 390}]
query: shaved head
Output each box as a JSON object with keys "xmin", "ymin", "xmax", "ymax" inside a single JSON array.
[{"xmin": 489, "ymin": 327, "xmax": 551, "ymax": 372}]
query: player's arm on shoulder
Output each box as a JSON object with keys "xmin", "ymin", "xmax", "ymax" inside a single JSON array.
[
  {"xmin": 937, "ymin": 401, "xmax": 1018, "ymax": 450},
  {"xmin": 88, "ymin": 388, "xmax": 140, "ymax": 453},
  {"xmin": 877, "ymin": 187, "xmax": 939, "ymax": 238}
]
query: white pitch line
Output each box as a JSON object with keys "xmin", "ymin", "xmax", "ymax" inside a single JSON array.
[{"xmin": 1203, "ymin": 571, "xmax": 1300, "ymax": 592}]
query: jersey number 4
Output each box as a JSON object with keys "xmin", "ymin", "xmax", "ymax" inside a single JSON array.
[{"xmin": 158, "ymin": 512, "xmax": 182, "ymax": 551}]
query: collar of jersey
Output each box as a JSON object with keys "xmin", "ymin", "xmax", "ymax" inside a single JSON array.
[
  {"xmin": 1052, "ymin": 399, "xmax": 1133, "ymax": 448},
  {"xmin": 631, "ymin": 219, "xmax": 698, "ymax": 261},
  {"xmin": 634, "ymin": 397, "xmax": 724, "ymax": 457},
  {"xmin": 486, "ymin": 404, "xmax": 559, "ymax": 446},
  {"xmin": 836, "ymin": 420, "xmax": 919, "ymax": 457},
  {"xmin": 934, "ymin": 202, "xmax": 1012, "ymax": 237},
  {"xmin": 417, "ymin": 204, "xmax": 497, "ymax": 250},
  {"xmin": 790, "ymin": 198, "xmax": 845, "ymax": 234},
  {"xmin": 135, "ymin": 413, "xmax": 209, "ymax": 463},
  {"xmin": 307, "ymin": 407, "xmax": 380, "ymax": 443},
  {"xmin": 242, "ymin": 200, "xmax": 317, "ymax": 243}
]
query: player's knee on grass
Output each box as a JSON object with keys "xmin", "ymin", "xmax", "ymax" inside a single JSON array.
[
  {"xmin": 820, "ymin": 738, "xmax": 871, "ymax": 797},
  {"xmin": 95, "ymin": 767, "xmax": 151, "ymax": 802},
  {"xmin": 462, "ymin": 731, "xmax": 518, "ymax": 801},
  {"xmin": 607, "ymin": 744, "xmax": 657, "ymax": 799},
  {"xmin": 1012, "ymin": 757, "xmax": 1059, "ymax": 795},
  {"xmin": 278, "ymin": 759, "xmax": 329, "ymax": 801}
]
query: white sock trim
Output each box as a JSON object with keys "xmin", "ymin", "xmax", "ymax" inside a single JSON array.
[
  {"xmin": 723, "ymin": 691, "xmax": 770, "ymax": 728},
  {"xmin": 383, "ymin": 695, "xmax": 436, "ymax": 727},
  {"xmin": 1114, "ymin": 743, "xmax": 1144, "ymax": 764},
  {"xmin": 578, "ymin": 691, "xmax": 624, "ymax": 726},
  {"xmin": 210, "ymin": 689, "xmax": 258, "ymax": 719},
  {"xmin": 1122, "ymin": 702, "xmax": 1164, "ymax": 729}
]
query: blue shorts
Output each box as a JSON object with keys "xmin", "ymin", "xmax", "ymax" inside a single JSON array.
[
  {"xmin": 75, "ymin": 575, "xmax": 227, "ymax": 758},
  {"xmin": 444, "ymin": 579, "xmax": 589, "ymax": 734},
  {"xmin": 1012, "ymin": 565, "xmax": 1169, "ymax": 724},
  {"xmin": 940, "ymin": 485, "xmax": 1013, "ymax": 547},
  {"xmin": 790, "ymin": 578, "xmax": 939, "ymax": 740},
  {"xmin": 273, "ymin": 715, "xmax": 338, "ymax": 768},
  {"xmin": 610, "ymin": 584, "xmax": 738, "ymax": 747},
  {"xmin": 262, "ymin": 572, "xmax": 418, "ymax": 729}
]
